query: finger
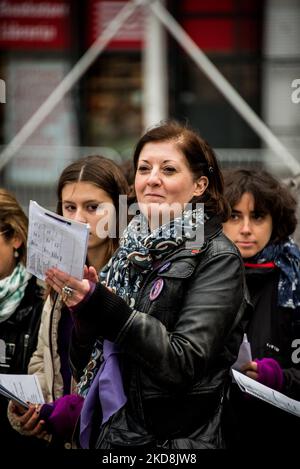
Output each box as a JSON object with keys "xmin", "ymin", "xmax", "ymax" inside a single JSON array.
[
  {"xmin": 46, "ymin": 267, "xmax": 69, "ymax": 281},
  {"xmin": 51, "ymin": 285, "xmax": 90, "ymax": 309},
  {"xmin": 49, "ymin": 268, "xmax": 88, "ymax": 293},
  {"xmin": 68, "ymin": 280, "xmax": 92, "ymax": 306},
  {"xmin": 30, "ymin": 420, "xmax": 47, "ymax": 436},
  {"xmin": 46, "ymin": 269, "xmax": 92, "ymax": 307},
  {"xmin": 45, "ymin": 269, "xmax": 67, "ymax": 290},
  {"xmin": 10, "ymin": 401, "xmax": 26, "ymax": 415},
  {"xmin": 240, "ymin": 361, "xmax": 251, "ymax": 372},
  {"xmin": 240, "ymin": 361, "xmax": 257, "ymax": 373},
  {"xmin": 22, "ymin": 415, "xmax": 41, "ymax": 432},
  {"xmin": 245, "ymin": 370, "xmax": 258, "ymax": 380},
  {"xmin": 45, "ymin": 275, "xmax": 62, "ymax": 295},
  {"xmin": 12, "ymin": 402, "xmax": 24, "ymax": 413},
  {"xmin": 51, "ymin": 268, "xmax": 79, "ymax": 288},
  {"xmin": 88, "ymin": 266, "xmax": 98, "ymax": 283},
  {"xmin": 251, "ymin": 361, "xmax": 258, "ymax": 372},
  {"xmin": 22, "ymin": 407, "xmax": 41, "ymax": 431},
  {"xmin": 18, "ymin": 406, "xmax": 36, "ymax": 425}
]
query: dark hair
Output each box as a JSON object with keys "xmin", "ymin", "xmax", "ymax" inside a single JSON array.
[
  {"xmin": 132, "ymin": 121, "xmax": 230, "ymax": 220},
  {"xmin": 57, "ymin": 155, "xmax": 129, "ymax": 256},
  {"xmin": 0, "ymin": 188, "xmax": 28, "ymax": 264},
  {"xmin": 119, "ymin": 159, "xmax": 135, "ymax": 203},
  {"xmin": 223, "ymin": 169, "xmax": 297, "ymax": 243},
  {"xmin": 120, "ymin": 159, "xmax": 135, "ymax": 187}
]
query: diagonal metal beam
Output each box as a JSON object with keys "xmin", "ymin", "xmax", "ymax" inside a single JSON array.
[
  {"xmin": 0, "ymin": 0, "xmax": 143, "ymax": 171},
  {"xmin": 150, "ymin": 0, "xmax": 300, "ymax": 175}
]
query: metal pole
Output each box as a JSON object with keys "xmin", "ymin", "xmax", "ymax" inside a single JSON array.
[
  {"xmin": 0, "ymin": 0, "xmax": 143, "ymax": 171},
  {"xmin": 150, "ymin": 0, "xmax": 300, "ymax": 175},
  {"xmin": 143, "ymin": 0, "xmax": 168, "ymax": 129}
]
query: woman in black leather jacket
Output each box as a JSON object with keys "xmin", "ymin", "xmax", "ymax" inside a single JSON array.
[
  {"xmin": 0, "ymin": 188, "xmax": 44, "ymax": 447},
  {"xmin": 46, "ymin": 121, "xmax": 248, "ymax": 449}
]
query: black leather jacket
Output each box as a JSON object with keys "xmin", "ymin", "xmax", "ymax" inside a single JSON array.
[
  {"xmin": 71, "ymin": 218, "xmax": 249, "ymax": 449},
  {"xmin": 0, "ymin": 276, "xmax": 44, "ymax": 374},
  {"xmin": 0, "ymin": 276, "xmax": 44, "ymax": 448}
]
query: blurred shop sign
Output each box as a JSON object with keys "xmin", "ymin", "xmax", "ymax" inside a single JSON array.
[
  {"xmin": 180, "ymin": 0, "xmax": 260, "ymax": 53},
  {"xmin": 4, "ymin": 59, "xmax": 78, "ymax": 185},
  {"xmin": 0, "ymin": 0, "xmax": 71, "ymax": 50},
  {"xmin": 87, "ymin": 0, "xmax": 144, "ymax": 50}
]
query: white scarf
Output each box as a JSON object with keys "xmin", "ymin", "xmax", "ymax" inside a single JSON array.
[{"xmin": 0, "ymin": 263, "xmax": 32, "ymax": 323}]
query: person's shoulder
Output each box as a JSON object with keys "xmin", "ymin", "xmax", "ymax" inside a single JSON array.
[
  {"xmin": 206, "ymin": 231, "xmax": 242, "ymax": 258},
  {"xmin": 33, "ymin": 278, "xmax": 46, "ymax": 302},
  {"xmin": 23, "ymin": 275, "xmax": 43, "ymax": 299}
]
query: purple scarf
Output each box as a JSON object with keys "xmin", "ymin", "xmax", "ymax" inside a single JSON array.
[{"xmin": 79, "ymin": 340, "xmax": 127, "ymax": 449}]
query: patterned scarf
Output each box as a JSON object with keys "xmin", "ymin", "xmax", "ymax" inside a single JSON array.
[
  {"xmin": 0, "ymin": 263, "xmax": 32, "ymax": 323},
  {"xmin": 104, "ymin": 206, "xmax": 205, "ymax": 308},
  {"xmin": 244, "ymin": 237, "xmax": 300, "ymax": 309},
  {"xmin": 77, "ymin": 206, "xmax": 205, "ymax": 396}
]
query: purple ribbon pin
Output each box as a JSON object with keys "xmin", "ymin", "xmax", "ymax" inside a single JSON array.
[
  {"xmin": 158, "ymin": 261, "xmax": 171, "ymax": 274},
  {"xmin": 149, "ymin": 278, "xmax": 164, "ymax": 301}
]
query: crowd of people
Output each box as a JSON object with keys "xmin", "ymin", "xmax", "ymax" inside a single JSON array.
[{"xmin": 0, "ymin": 121, "xmax": 299, "ymax": 449}]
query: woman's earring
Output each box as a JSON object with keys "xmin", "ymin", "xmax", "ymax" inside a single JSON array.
[{"xmin": 14, "ymin": 250, "xmax": 19, "ymax": 258}]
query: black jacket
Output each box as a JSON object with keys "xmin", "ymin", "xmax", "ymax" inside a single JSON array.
[
  {"xmin": 226, "ymin": 266, "xmax": 300, "ymax": 447},
  {"xmin": 71, "ymin": 218, "xmax": 249, "ymax": 449},
  {"xmin": 0, "ymin": 276, "xmax": 44, "ymax": 448},
  {"xmin": 0, "ymin": 276, "xmax": 44, "ymax": 374}
]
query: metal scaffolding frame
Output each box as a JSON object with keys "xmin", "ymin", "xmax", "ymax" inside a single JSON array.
[{"xmin": 1, "ymin": 0, "xmax": 299, "ymax": 174}]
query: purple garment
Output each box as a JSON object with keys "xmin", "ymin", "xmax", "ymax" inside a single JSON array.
[
  {"xmin": 40, "ymin": 394, "xmax": 84, "ymax": 440},
  {"xmin": 57, "ymin": 307, "xmax": 73, "ymax": 395},
  {"xmin": 79, "ymin": 340, "xmax": 127, "ymax": 449},
  {"xmin": 255, "ymin": 357, "xmax": 284, "ymax": 391}
]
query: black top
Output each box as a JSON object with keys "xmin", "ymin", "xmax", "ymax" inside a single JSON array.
[
  {"xmin": 0, "ymin": 276, "xmax": 46, "ymax": 448},
  {"xmin": 226, "ymin": 267, "xmax": 300, "ymax": 447}
]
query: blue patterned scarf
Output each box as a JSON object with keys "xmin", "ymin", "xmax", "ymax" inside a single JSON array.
[
  {"xmin": 77, "ymin": 206, "xmax": 205, "ymax": 396},
  {"xmin": 104, "ymin": 206, "xmax": 205, "ymax": 308},
  {"xmin": 245, "ymin": 237, "xmax": 300, "ymax": 309}
]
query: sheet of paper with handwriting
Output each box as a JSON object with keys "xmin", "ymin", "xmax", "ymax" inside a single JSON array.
[{"xmin": 27, "ymin": 200, "xmax": 89, "ymax": 281}]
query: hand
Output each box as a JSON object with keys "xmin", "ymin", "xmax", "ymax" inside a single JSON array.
[
  {"xmin": 8, "ymin": 401, "xmax": 50, "ymax": 440},
  {"xmin": 240, "ymin": 361, "xmax": 259, "ymax": 380},
  {"xmin": 83, "ymin": 265, "xmax": 99, "ymax": 284},
  {"xmin": 45, "ymin": 267, "xmax": 92, "ymax": 308}
]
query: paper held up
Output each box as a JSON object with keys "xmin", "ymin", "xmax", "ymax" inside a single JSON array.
[
  {"xmin": 232, "ymin": 369, "xmax": 300, "ymax": 418},
  {"xmin": 27, "ymin": 200, "xmax": 90, "ymax": 281},
  {"xmin": 0, "ymin": 374, "xmax": 44, "ymax": 409}
]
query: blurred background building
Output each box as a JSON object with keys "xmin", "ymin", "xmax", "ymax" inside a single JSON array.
[{"xmin": 0, "ymin": 0, "xmax": 300, "ymax": 211}]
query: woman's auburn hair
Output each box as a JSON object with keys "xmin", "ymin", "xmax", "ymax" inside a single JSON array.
[
  {"xmin": 223, "ymin": 168, "xmax": 297, "ymax": 243},
  {"xmin": 132, "ymin": 120, "xmax": 230, "ymax": 221}
]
